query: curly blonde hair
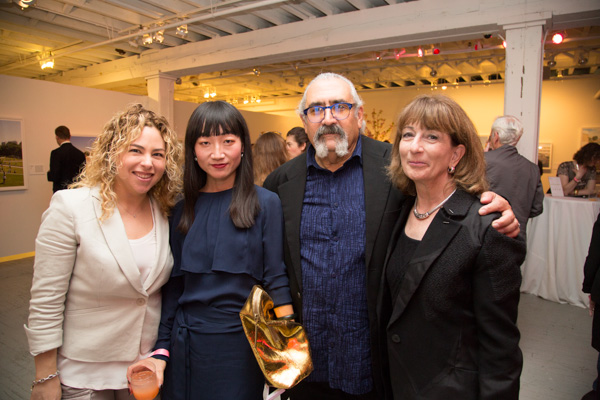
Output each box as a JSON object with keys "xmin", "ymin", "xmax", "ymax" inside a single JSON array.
[
  {"xmin": 72, "ymin": 104, "xmax": 183, "ymax": 219},
  {"xmin": 387, "ymin": 94, "xmax": 488, "ymax": 196}
]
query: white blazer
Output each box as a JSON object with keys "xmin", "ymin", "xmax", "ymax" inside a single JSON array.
[{"xmin": 25, "ymin": 186, "xmax": 173, "ymax": 362}]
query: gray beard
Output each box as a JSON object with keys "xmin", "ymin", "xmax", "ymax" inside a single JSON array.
[{"xmin": 313, "ymin": 125, "xmax": 349, "ymax": 159}]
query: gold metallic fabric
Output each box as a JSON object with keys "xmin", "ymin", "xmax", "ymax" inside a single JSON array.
[{"xmin": 239, "ymin": 285, "xmax": 313, "ymax": 389}]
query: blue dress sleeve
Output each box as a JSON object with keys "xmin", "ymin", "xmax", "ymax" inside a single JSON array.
[{"xmin": 258, "ymin": 188, "xmax": 293, "ymax": 308}]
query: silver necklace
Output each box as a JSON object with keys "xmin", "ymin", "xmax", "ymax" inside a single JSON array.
[{"xmin": 413, "ymin": 189, "xmax": 456, "ymax": 220}]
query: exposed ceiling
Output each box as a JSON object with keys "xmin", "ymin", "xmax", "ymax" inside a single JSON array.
[{"xmin": 1, "ymin": 0, "xmax": 599, "ymax": 111}]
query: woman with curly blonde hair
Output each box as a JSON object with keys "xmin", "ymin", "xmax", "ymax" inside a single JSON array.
[{"xmin": 26, "ymin": 103, "xmax": 182, "ymax": 400}]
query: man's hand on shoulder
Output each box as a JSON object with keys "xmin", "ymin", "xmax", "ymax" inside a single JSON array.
[{"xmin": 479, "ymin": 191, "xmax": 520, "ymax": 238}]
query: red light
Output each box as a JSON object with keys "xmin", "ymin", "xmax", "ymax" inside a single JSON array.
[
  {"xmin": 433, "ymin": 47, "xmax": 440, "ymax": 55},
  {"xmin": 552, "ymin": 33, "xmax": 564, "ymax": 44}
]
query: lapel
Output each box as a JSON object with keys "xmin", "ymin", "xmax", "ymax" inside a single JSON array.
[
  {"xmin": 91, "ymin": 186, "xmax": 145, "ymax": 294},
  {"xmin": 277, "ymin": 155, "xmax": 307, "ymax": 291},
  {"xmin": 362, "ymin": 136, "xmax": 393, "ymax": 270},
  {"xmin": 387, "ymin": 190, "xmax": 473, "ymax": 326},
  {"xmin": 142, "ymin": 199, "xmax": 171, "ymax": 292}
]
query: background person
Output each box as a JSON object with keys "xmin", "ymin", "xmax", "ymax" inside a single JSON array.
[
  {"xmin": 127, "ymin": 101, "xmax": 294, "ymax": 400},
  {"xmin": 485, "ymin": 115, "xmax": 544, "ymax": 240},
  {"xmin": 285, "ymin": 126, "xmax": 309, "ymax": 158},
  {"xmin": 381, "ymin": 94, "xmax": 525, "ymax": 399},
  {"xmin": 25, "ymin": 104, "xmax": 182, "ymax": 400},
  {"xmin": 264, "ymin": 72, "xmax": 520, "ymax": 399},
  {"xmin": 253, "ymin": 131, "xmax": 289, "ymax": 186},
  {"xmin": 556, "ymin": 142, "xmax": 600, "ymax": 197},
  {"xmin": 47, "ymin": 125, "xmax": 86, "ymax": 192}
]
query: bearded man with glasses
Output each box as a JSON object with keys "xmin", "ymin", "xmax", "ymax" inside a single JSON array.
[{"xmin": 263, "ymin": 72, "xmax": 520, "ymax": 400}]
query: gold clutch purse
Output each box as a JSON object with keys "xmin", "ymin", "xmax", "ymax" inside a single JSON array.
[{"xmin": 239, "ymin": 285, "xmax": 313, "ymax": 389}]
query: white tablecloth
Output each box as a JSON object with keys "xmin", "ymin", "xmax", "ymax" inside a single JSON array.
[{"xmin": 521, "ymin": 195, "xmax": 600, "ymax": 308}]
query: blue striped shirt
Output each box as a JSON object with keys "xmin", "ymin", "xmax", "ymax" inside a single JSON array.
[{"xmin": 300, "ymin": 136, "xmax": 371, "ymax": 394}]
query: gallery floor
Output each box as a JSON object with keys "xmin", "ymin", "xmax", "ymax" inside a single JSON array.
[{"xmin": 0, "ymin": 257, "xmax": 596, "ymax": 400}]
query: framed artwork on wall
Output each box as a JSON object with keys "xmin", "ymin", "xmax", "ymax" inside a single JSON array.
[
  {"xmin": 0, "ymin": 118, "xmax": 27, "ymax": 191},
  {"xmin": 581, "ymin": 127, "xmax": 600, "ymax": 146},
  {"xmin": 537, "ymin": 142, "xmax": 552, "ymax": 170}
]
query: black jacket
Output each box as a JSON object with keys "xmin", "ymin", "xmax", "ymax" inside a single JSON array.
[
  {"xmin": 378, "ymin": 190, "xmax": 526, "ymax": 400},
  {"xmin": 263, "ymin": 135, "xmax": 405, "ymax": 396},
  {"xmin": 47, "ymin": 142, "xmax": 86, "ymax": 192}
]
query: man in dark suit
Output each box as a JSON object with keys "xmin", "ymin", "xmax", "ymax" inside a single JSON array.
[
  {"xmin": 47, "ymin": 125, "xmax": 86, "ymax": 192},
  {"xmin": 263, "ymin": 73, "xmax": 519, "ymax": 399},
  {"xmin": 485, "ymin": 115, "xmax": 544, "ymax": 240}
]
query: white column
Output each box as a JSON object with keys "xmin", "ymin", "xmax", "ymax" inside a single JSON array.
[
  {"xmin": 146, "ymin": 73, "xmax": 177, "ymax": 126},
  {"xmin": 502, "ymin": 20, "xmax": 546, "ymax": 163}
]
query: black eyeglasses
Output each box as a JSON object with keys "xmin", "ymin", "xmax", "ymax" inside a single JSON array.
[{"xmin": 302, "ymin": 102, "xmax": 355, "ymax": 123}]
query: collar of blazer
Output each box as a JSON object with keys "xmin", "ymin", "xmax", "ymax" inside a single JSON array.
[
  {"xmin": 383, "ymin": 190, "xmax": 473, "ymax": 325},
  {"xmin": 90, "ymin": 186, "xmax": 170, "ymax": 294}
]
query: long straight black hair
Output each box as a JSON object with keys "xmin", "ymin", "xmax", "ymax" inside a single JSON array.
[{"xmin": 178, "ymin": 101, "xmax": 259, "ymax": 233}]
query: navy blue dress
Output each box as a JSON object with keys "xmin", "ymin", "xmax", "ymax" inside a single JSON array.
[{"xmin": 156, "ymin": 186, "xmax": 292, "ymax": 400}]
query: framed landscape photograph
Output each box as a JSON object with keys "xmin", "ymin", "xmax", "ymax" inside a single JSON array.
[{"xmin": 0, "ymin": 118, "xmax": 27, "ymax": 191}]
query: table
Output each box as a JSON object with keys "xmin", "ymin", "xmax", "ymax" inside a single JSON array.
[{"xmin": 521, "ymin": 195, "xmax": 600, "ymax": 308}]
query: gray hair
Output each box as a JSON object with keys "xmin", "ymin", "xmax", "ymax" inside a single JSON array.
[
  {"xmin": 491, "ymin": 115, "xmax": 524, "ymax": 146},
  {"xmin": 296, "ymin": 73, "xmax": 365, "ymax": 131}
]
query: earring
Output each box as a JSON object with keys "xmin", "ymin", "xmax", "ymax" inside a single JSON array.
[
  {"xmin": 194, "ymin": 156, "xmax": 197, "ymax": 161},
  {"xmin": 448, "ymin": 166, "xmax": 455, "ymax": 174},
  {"xmin": 241, "ymin": 152, "xmax": 244, "ymax": 158}
]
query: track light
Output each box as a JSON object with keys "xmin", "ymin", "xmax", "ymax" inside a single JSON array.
[
  {"xmin": 176, "ymin": 24, "xmax": 188, "ymax": 38},
  {"xmin": 578, "ymin": 56, "xmax": 588, "ymax": 65},
  {"xmin": 547, "ymin": 59, "xmax": 556, "ymax": 67},
  {"xmin": 429, "ymin": 68, "xmax": 437, "ymax": 77},
  {"xmin": 417, "ymin": 47, "xmax": 423, "ymax": 57},
  {"xmin": 551, "ymin": 32, "xmax": 564, "ymax": 44},
  {"xmin": 253, "ymin": 68, "xmax": 261, "ymax": 76},
  {"xmin": 153, "ymin": 30, "xmax": 164, "ymax": 44},
  {"xmin": 142, "ymin": 32, "xmax": 153, "ymax": 45},
  {"xmin": 17, "ymin": 0, "xmax": 35, "ymax": 9},
  {"xmin": 39, "ymin": 52, "xmax": 54, "ymax": 70}
]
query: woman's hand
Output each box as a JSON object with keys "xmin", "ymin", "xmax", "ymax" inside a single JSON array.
[
  {"xmin": 30, "ymin": 376, "xmax": 61, "ymax": 400},
  {"xmin": 479, "ymin": 191, "xmax": 520, "ymax": 238},
  {"xmin": 127, "ymin": 357, "xmax": 167, "ymax": 388}
]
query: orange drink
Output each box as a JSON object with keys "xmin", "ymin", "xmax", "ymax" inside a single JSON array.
[{"xmin": 130, "ymin": 370, "xmax": 159, "ymax": 400}]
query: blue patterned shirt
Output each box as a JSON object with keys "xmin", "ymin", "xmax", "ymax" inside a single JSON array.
[{"xmin": 300, "ymin": 136, "xmax": 371, "ymax": 394}]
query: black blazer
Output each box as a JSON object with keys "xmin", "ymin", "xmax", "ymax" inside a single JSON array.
[
  {"xmin": 47, "ymin": 142, "xmax": 86, "ymax": 192},
  {"xmin": 377, "ymin": 190, "xmax": 526, "ymax": 400},
  {"xmin": 263, "ymin": 135, "xmax": 405, "ymax": 395}
]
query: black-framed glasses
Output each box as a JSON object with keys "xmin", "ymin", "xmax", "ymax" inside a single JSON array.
[{"xmin": 302, "ymin": 102, "xmax": 355, "ymax": 123}]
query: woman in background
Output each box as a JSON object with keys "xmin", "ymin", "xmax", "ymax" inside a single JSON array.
[
  {"xmin": 253, "ymin": 131, "xmax": 289, "ymax": 186},
  {"xmin": 557, "ymin": 142, "xmax": 600, "ymax": 196},
  {"xmin": 26, "ymin": 104, "xmax": 182, "ymax": 400},
  {"xmin": 128, "ymin": 101, "xmax": 294, "ymax": 400},
  {"xmin": 285, "ymin": 126, "xmax": 308, "ymax": 158},
  {"xmin": 379, "ymin": 94, "xmax": 525, "ymax": 399}
]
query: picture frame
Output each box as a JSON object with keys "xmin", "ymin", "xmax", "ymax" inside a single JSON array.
[
  {"xmin": 537, "ymin": 142, "xmax": 552, "ymax": 170},
  {"xmin": 0, "ymin": 118, "xmax": 27, "ymax": 191},
  {"xmin": 581, "ymin": 127, "xmax": 600, "ymax": 146}
]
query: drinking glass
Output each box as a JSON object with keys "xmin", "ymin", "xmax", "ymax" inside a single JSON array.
[{"xmin": 130, "ymin": 370, "xmax": 159, "ymax": 400}]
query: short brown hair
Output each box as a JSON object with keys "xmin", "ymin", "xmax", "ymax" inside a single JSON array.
[{"xmin": 387, "ymin": 94, "xmax": 488, "ymax": 196}]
